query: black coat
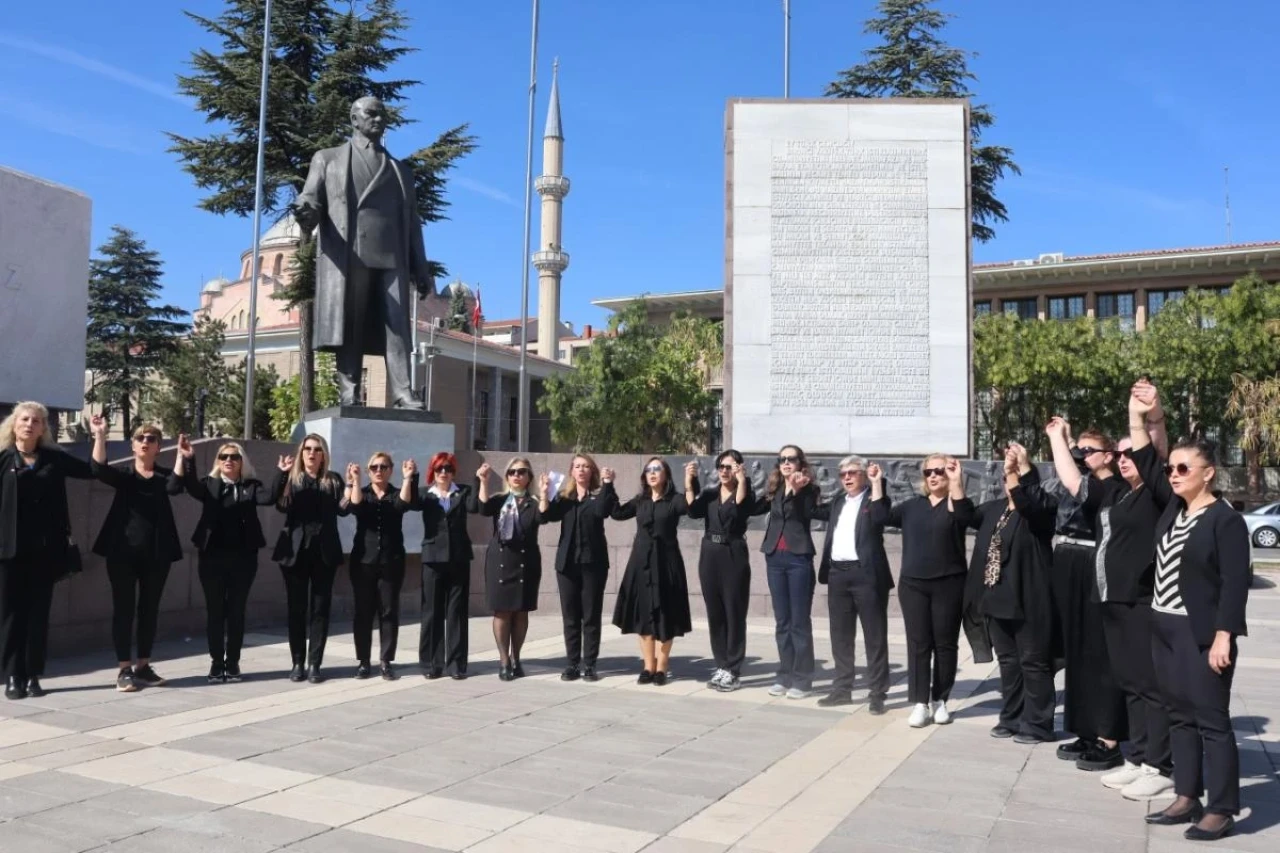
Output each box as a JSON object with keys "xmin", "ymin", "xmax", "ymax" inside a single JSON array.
[
  {"xmin": 348, "ymin": 483, "xmax": 412, "ymax": 565},
  {"xmin": 541, "ymin": 482, "xmax": 618, "ymax": 572},
  {"xmin": 417, "ymin": 480, "xmax": 474, "ymax": 565},
  {"xmin": 963, "ymin": 470, "xmax": 1058, "ymax": 625},
  {"xmin": 0, "ymin": 447, "xmax": 93, "ymax": 563},
  {"xmin": 182, "ymin": 467, "xmax": 280, "ymax": 553},
  {"xmin": 752, "ymin": 483, "xmax": 824, "ymax": 556},
  {"xmin": 477, "ymin": 491, "xmax": 542, "ymax": 608},
  {"xmin": 611, "ymin": 488, "xmax": 692, "ymax": 640},
  {"xmin": 814, "ymin": 490, "xmax": 893, "ymax": 592},
  {"xmin": 91, "ymin": 460, "xmax": 185, "ymax": 564},
  {"xmin": 272, "ymin": 471, "xmax": 347, "ymax": 568}
]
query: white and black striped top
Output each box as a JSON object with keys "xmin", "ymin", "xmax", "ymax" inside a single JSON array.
[{"xmin": 1153, "ymin": 505, "xmax": 1210, "ymax": 616}]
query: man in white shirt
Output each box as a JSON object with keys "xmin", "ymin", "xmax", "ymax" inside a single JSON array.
[{"xmin": 817, "ymin": 455, "xmax": 891, "ymax": 712}]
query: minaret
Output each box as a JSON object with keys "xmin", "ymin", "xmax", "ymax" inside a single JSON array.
[{"xmin": 534, "ymin": 59, "xmax": 570, "ymax": 361}]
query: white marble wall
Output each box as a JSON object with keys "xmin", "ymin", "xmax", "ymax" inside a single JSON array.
[
  {"xmin": 0, "ymin": 167, "xmax": 92, "ymax": 410},
  {"xmin": 727, "ymin": 101, "xmax": 971, "ymax": 455}
]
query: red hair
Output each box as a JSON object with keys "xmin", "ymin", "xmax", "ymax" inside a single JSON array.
[{"xmin": 428, "ymin": 452, "xmax": 457, "ymax": 475}]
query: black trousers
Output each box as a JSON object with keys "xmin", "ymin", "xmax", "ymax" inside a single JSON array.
[
  {"xmin": 1152, "ymin": 612, "xmax": 1240, "ymax": 816},
  {"xmin": 1054, "ymin": 542, "xmax": 1128, "ymax": 740},
  {"xmin": 420, "ymin": 560, "xmax": 469, "ymax": 673},
  {"xmin": 198, "ymin": 551, "xmax": 258, "ymax": 665},
  {"xmin": 1102, "ymin": 601, "xmax": 1172, "ymax": 773},
  {"xmin": 280, "ymin": 549, "xmax": 337, "ymax": 668},
  {"xmin": 557, "ymin": 562, "xmax": 608, "ymax": 668},
  {"xmin": 352, "ymin": 560, "xmax": 405, "ymax": 664},
  {"xmin": 826, "ymin": 562, "xmax": 889, "ymax": 697},
  {"xmin": 698, "ymin": 542, "xmax": 751, "ymax": 675},
  {"xmin": 897, "ymin": 573, "xmax": 965, "ymax": 704},
  {"xmin": 0, "ymin": 558, "xmax": 55, "ymax": 681},
  {"xmin": 106, "ymin": 558, "xmax": 173, "ymax": 663},
  {"xmin": 988, "ymin": 615, "xmax": 1055, "ymax": 739},
  {"xmin": 336, "ymin": 260, "xmax": 413, "ymax": 406}
]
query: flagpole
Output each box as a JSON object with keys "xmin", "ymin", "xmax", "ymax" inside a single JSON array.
[
  {"xmin": 783, "ymin": 0, "xmax": 791, "ymax": 98},
  {"xmin": 516, "ymin": 0, "xmax": 541, "ymax": 453},
  {"xmin": 470, "ymin": 287, "xmax": 480, "ymax": 449},
  {"xmin": 243, "ymin": 0, "xmax": 273, "ymax": 439}
]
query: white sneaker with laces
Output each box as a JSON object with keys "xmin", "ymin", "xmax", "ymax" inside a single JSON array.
[
  {"xmin": 707, "ymin": 668, "xmax": 727, "ymax": 689},
  {"xmin": 786, "ymin": 687, "xmax": 810, "ymax": 700},
  {"xmin": 932, "ymin": 700, "xmax": 952, "ymax": 725},
  {"xmin": 1101, "ymin": 760, "xmax": 1144, "ymax": 790},
  {"xmin": 719, "ymin": 672, "xmax": 741, "ymax": 692},
  {"xmin": 908, "ymin": 703, "xmax": 933, "ymax": 728},
  {"xmin": 768, "ymin": 683, "xmax": 787, "ymax": 697},
  {"xmin": 1120, "ymin": 765, "xmax": 1176, "ymax": 800}
]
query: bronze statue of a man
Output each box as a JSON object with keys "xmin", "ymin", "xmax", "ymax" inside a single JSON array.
[{"xmin": 294, "ymin": 96, "xmax": 434, "ymax": 409}]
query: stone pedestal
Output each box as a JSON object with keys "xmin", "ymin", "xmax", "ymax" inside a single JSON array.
[{"xmin": 302, "ymin": 406, "xmax": 454, "ymax": 553}]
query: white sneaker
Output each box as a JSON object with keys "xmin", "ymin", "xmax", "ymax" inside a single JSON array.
[
  {"xmin": 768, "ymin": 683, "xmax": 787, "ymax": 697},
  {"xmin": 719, "ymin": 672, "xmax": 741, "ymax": 692},
  {"xmin": 908, "ymin": 703, "xmax": 933, "ymax": 728},
  {"xmin": 1101, "ymin": 760, "xmax": 1144, "ymax": 790},
  {"xmin": 708, "ymin": 668, "xmax": 727, "ymax": 689},
  {"xmin": 786, "ymin": 687, "xmax": 810, "ymax": 700},
  {"xmin": 932, "ymin": 701, "xmax": 952, "ymax": 725},
  {"xmin": 1120, "ymin": 765, "xmax": 1176, "ymax": 800}
]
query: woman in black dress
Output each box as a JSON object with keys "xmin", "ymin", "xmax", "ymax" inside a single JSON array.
[
  {"xmin": 345, "ymin": 452, "xmax": 415, "ymax": 681},
  {"xmin": 418, "ymin": 451, "xmax": 472, "ymax": 680},
  {"xmin": 537, "ymin": 454, "xmax": 617, "ymax": 682},
  {"xmin": 0, "ymin": 403, "xmax": 95, "ymax": 700},
  {"xmin": 273, "ymin": 434, "xmax": 346, "ymax": 684},
  {"xmin": 686, "ymin": 450, "xmax": 752, "ymax": 692},
  {"xmin": 89, "ymin": 418, "xmax": 185, "ymax": 693},
  {"xmin": 611, "ymin": 457, "xmax": 692, "ymax": 685},
  {"xmin": 173, "ymin": 436, "xmax": 286, "ymax": 683},
  {"xmin": 475, "ymin": 458, "xmax": 541, "ymax": 680},
  {"xmin": 964, "ymin": 443, "xmax": 1058, "ymax": 744}
]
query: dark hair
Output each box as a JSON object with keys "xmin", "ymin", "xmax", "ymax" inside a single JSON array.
[
  {"xmin": 766, "ymin": 444, "xmax": 812, "ymax": 499},
  {"xmin": 637, "ymin": 456, "xmax": 674, "ymax": 498},
  {"xmin": 715, "ymin": 449, "xmax": 743, "ymax": 468},
  {"xmin": 1172, "ymin": 436, "xmax": 1220, "ymax": 474}
]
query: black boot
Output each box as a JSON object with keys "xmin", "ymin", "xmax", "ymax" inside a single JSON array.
[
  {"xmin": 289, "ymin": 661, "xmax": 306, "ymax": 683},
  {"xmin": 25, "ymin": 678, "xmax": 45, "ymax": 698},
  {"xmin": 4, "ymin": 677, "xmax": 26, "ymax": 700}
]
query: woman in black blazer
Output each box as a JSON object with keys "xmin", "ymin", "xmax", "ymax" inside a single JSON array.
[
  {"xmin": 612, "ymin": 457, "xmax": 692, "ymax": 685},
  {"xmin": 174, "ymin": 436, "xmax": 286, "ymax": 683},
  {"xmin": 0, "ymin": 403, "xmax": 95, "ymax": 700},
  {"xmin": 417, "ymin": 451, "xmax": 473, "ymax": 680},
  {"xmin": 964, "ymin": 444, "xmax": 1058, "ymax": 744},
  {"xmin": 1130, "ymin": 382, "xmax": 1250, "ymax": 841},
  {"xmin": 750, "ymin": 445, "xmax": 824, "ymax": 699},
  {"xmin": 273, "ymin": 434, "xmax": 347, "ymax": 684},
  {"xmin": 89, "ymin": 417, "xmax": 184, "ymax": 693},
  {"xmin": 537, "ymin": 453, "xmax": 617, "ymax": 682},
  {"xmin": 476, "ymin": 457, "xmax": 541, "ymax": 680}
]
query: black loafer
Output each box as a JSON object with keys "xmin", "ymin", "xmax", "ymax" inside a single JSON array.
[
  {"xmin": 868, "ymin": 695, "xmax": 886, "ymax": 716},
  {"xmin": 24, "ymin": 678, "xmax": 45, "ymax": 698},
  {"xmin": 637, "ymin": 669, "xmax": 653, "ymax": 685},
  {"xmin": 1184, "ymin": 816, "xmax": 1234, "ymax": 840},
  {"xmin": 1056, "ymin": 737, "xmax": 1090, "ymax": 760},
  {"xmin": 499, "ymin": 665, "xmax": 514, "ymax": 682},
  {"xmin": 1146, "ymin": 806, "xmax": 1205, "ymax": 826},
  {"xmin": 990, "ymin": 725, "xmax": 1017, "ymax": 739},
  {"xmin": 582, "ymin": 667, "xmax": 599, "ymax": 682},
  {"xmin": 816, "ymin": 692, "xmax": 853, "ymax": 708},
  {"xmin": 424, "ymin": 668, "xmax": 443, "ymax": 680},
  {"xmin": 380, "ymin": 663, "xmax": 396, "ymax": 681},
  {"xmin": 354, "ymin": 663, "xmax": 371, "ymax": 680},
  {"xmin": 306, "ymin": 666, "xmax": 324, "ymax": 684},
  {"xmin": 653, "ymin": 671, "xmax": 668, "ymax": 686},
  {"xmin": 561, "ymin": 666, "xmax": 581, "ymax": 682},
  {"xmin": 1014, "ymin": 732, "xmax": 1053, "ymax": 744},
  {"xmin": 1076, "ymin": 740, "xmax": 1124, "ymax": 771},
  {"xmin": 289, "ymin": 663, "xmax": 306, "ymax": 683},
  {"xmin": 4, "ymin": 677, "xmax": 26, "ymax": 700},
  {"xmin": 451, "ymin": 669, "xmax": 468, "ymax": 681},
  {"xmin": 512, "ymin": 661, "xmax": 525, "ymax": 678}
]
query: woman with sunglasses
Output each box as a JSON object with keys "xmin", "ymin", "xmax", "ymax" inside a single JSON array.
[
  {"xmin": 611, "ymin": 457, "xmax": 692, "ymax": 684},
  {"xmin": 418, "ymin": 452, "xmax": 473, "ymax": 680},
  {"xmin": 345, "ymin": 452, "xmax": 416, "ymax": 681},
  {"xmin": 1130, "ymin": 381, "xmax": 1250, "ymax": 841},
  {"xmin": 537, "ymin": 454, "xmax": 617, "ymax": 682},
  {"xmin": 882, "ymin": 455, "xmax": 972, "ymax": 726},
  {"xmin": 273, "ymin": 434, "xmax": 346, "ymax": 684},
  {"xmin": 0, "ymin": 403, "xmax": 96, "ymax": 700},
  {"xmin": 750, "ymin": 445, "xmax": 824, "ymax": 699},
  {"xmin": 1046, "ymin": 416, "xmax": 1173, "ymax": 798},
  {"xmin": 173, "ymin": 436, "xmax": 287, "ymax": 683},
  {"xmin": 89, "ymin": 418, "xmax": 184, "ymax": 693},
  {"xmin": 476, "ymin": 458, "xmax": 542, "ymax": 679},
  {"xmin": 687, "ymin": 450, "xmax": 752, "ymax": 692}
]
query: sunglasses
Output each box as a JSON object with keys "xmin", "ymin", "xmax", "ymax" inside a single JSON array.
[
  {"xmin": 777, "ymin": 455, "xmax": 800, "ymax": 465},
  {"xmin": 923, "ymin": 467, "xmax": 947, "ymax": 477},
  {"xmin": 1077, "ymin": 446, "xmax": 1107, "ymax": 456},
  {"xmin": 134, "ymin": 435, "xmax": 159, "ymax": 444},
  {"xmin": 644, "ymin": 465, "xmax": 665, "ymax": 474},
  {"xmin": 840, "ymin": 470, "xmax": 864, "ymax": 479},
  {"xmin": 217, "ymin": 453, "xmax": 242, "ymax": 462},
  {"xmin": 302, "ymin": 446, "xmax": 324, "ymax": 454},
  {"xmin": 369, "ymin": 463, "xmax": 391, "ymax": 472},
  {"xmin": 1164, "ymin": 463, "xmax": 1202, "ymax": 477},
  {"xmin": 1118, "ymin": 449, "xmax": 1137, "ymax": 459},
  {"xmin": 507, "ymin": 468, "xmax": 531, "ymax": 477},
  {"xmin": 716, "ymin": 464, "xmax": 735, "ymax": 472},
  {"xmin": 434, "ymin": 464, "xmax": 455, "ymax": 474}
]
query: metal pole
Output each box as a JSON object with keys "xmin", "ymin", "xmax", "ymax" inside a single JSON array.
[
  {"xmin": 426, "ymin": 323, "xmax": 437, "ymax": 411},
  {"xmin": 516, "ymin": 0, "xmax": 541, "ymax": 453},
  {"xmin": 783, "ymin": 0, "xmax": 790, "ymax": 98},
  {"xmin": 410, "ymin": 295, "xmax": 419, "ymax": 396},
  {"xmin": 243, "ymin": 0, "xmax": 273, "ymax": 439}
]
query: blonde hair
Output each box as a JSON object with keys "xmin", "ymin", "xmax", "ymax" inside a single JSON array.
[
  {"xmin": 0, "ymin": 401, "xmax": 59, "ymax": 451},
  {"xmin": 919, "ymin": 453, "xmax": 951, "ymax": 496},
  {"xmin": 500, "ymin": 456, "xmax": 535, "ymax": 496},
  {"xmin": 367, "ymin": 451, "xmax": 393, "ymax": 469},
  {"xmin": 207, "ymin": 442, "xmax": 256, "ymax": 479},
  {"xmin": 559, "ymin": 453, "xmax": 601, "ymax": 499},
  {"xmin": 132, "ymin": 422, "xmax": 163, "ymax": 441},
  {"xmin": 289, "ymin": 433, "xmax": 335, "ymax": 491}
]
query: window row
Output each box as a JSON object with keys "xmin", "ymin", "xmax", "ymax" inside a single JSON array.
[{"xmin": 974, "ymin": 286, "xmax": 1234, "ymax": 321}]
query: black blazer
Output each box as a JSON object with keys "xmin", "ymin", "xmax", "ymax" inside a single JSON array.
[
  {"xmin": 1134, "ymin": 443, "xmax": 1250, "ymax": 645},
  {"xmin": 814, "ymin": 490, "xmax": 893, "ymax": 592},
  {"xmin": 272, "ymin": 471, "xmax": 347, "ymax": 568},
  {"xmin": 417, "ymin": 479, "xmax": 474, "ymax": 565},
  {"xmin": 91, "ymin": 460, "xmax": 185, "ymax": 564},
  {"xmin": 478, "ymin": 490, "xmax": 543, "ymax": 576},
  {"xmin": 541, "ymin": 482, "xmax": 618, "ymax": 573},
  {"xmin": 752, "ymin": 483, "xmax": 824, "ymax": 556},
  {"xmin": 0, "ymin": 446, "xmax": 93, "ymax": 562},
  {"xmin": 182, "ymin": 467, "xmax": 280, "ymax": 553}
]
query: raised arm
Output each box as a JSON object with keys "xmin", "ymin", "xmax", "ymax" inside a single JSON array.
[
  {"xmin": 397, "ymin": 459, "xmax": 416, "ymax": 507},
  {"xmin": 611, "ymin": 499, "xmax": 638, "ymax": 521},
  {"xmin": 683, "ymin": 461, "xmax": 699, "ymax": 506},
  {"xmin": 343, "ymin": 463, "xmax": 362, "ymax": 509},
  {"xmin": 1045, "ymin": 417, "xmax": 1084, "ymax": 498},
  {"xmin": 87, "ymin": 415, "xmax": 129, "ymax": 488},
  {"xmin": 476, "ymin": 463, "xmax": 493, "ymax": 504},
  {"xmin": 1008, "ymin": 444, "xmax": 1058, "ymax": 534}
]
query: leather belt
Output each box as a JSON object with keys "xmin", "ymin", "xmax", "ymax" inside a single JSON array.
[
  {"xmin": 704, "ymin": 534, "xmax": 738, "ymax": 545},
  {"xmin": 1054, "ymin": 535, "xmax": 1096, "ymax": 548},
  {"xmin": 831, "ymin": 559, "xmax": 861, "ymax": 571}
]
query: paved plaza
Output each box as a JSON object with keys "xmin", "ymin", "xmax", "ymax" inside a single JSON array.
[{"xmin": 1, "ymin": 577, "xmax": 1278, "ymax": 853}]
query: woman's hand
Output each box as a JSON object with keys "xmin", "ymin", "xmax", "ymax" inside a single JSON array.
[
  {"xmin": 538, "ymin": 472, "xmax": 551, "ymax": 499},
  {"xmin": 277, "ymin": 455, "xmax": 294, "ymax": 472},
  {"xmin": 1003, "ymin": 446, "xmax": 1019, "ymax": 476},
  {"xmin": 684, "ymin": 460, "xmax": 698, "ymax": 485},
  {"xmin": 476, "ymin": 462, "xmax": 492, "ymax": 480},
  {"xmin": 1208, "ymin": 633, "xmax": 1233, "ymax": 674},
  {"xmin": 177, "ymin": 434, "xmax": 195, "ymax": 458},
  {"xmin": 945, "ymin": 458, "xmax": 963, "ymax": 484},
  {"xmin": 1129, "ymin": 380, "xmax": 1156, "ymax": 417},
  {"xmin": 867, "ymin": 462, "xmax": 882, "ymax": 483},
  {"xmin": 1044, "ymin": 417, "xmax": 1070, "ymax": 441},
  {"xmin": 601, "ymin": 467, "xmax": 614, "ymax": 484},
  {"xmin": 789, "ymin": 471, "xmax": 811, "ymax": 490},
  {"xmin": 90, "ymin": 414, "xmax": 108, "ymax": 439},
  {"xmin": 346, "ymin": 462, "xmax": 361, "ymax": 486}
]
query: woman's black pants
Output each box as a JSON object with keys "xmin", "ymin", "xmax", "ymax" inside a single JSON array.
[
  {"xmin": 897, "ymin": 573, "xmax": 965, "ymax": 704},
  {"xmin": 1102, "ymin": 601, "xmax": 1172, "ymax": 773},
  {"xmin": 198, "ymin": 551, "xmax": 258, "ymax": 665},
  {"xmin": 988, "ymin": 615, "xmax": 1055, "ymax": 739},
  {"xmin": 352, "ymin": 560, "xmax": 405, "ymax": 664},
  {"xmin": 280, "ymin": 548, "xmax": 337, "ymax": 668},
  {"xmin": 698, "ymin": 542, "xmax": 751, "ymax": 675},
  {"xmin": 0, "ymin": 557, "xmax": 54, "ymax": 681},
  {"xmin": 420, "ymin": 560, "xmax": 470, "ymax": 674},
  {"xmin": 557, "ymin": 561, "xmax": 608, "ymax": 669},
  {"xmin": 107, "ymin": 557, "xmax": 173, "ymax": 662}
]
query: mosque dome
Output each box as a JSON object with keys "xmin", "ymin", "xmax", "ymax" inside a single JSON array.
[
  {"xmin": 260, "ymin": 214, "xmax": 301, "ymax": 248},
  {"xmin": 202, "ymin": 277, "xmax": 230, "ymax": 294}
]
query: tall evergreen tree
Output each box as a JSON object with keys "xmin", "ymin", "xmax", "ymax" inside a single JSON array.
[
  {"xmin": 217, "ymin": 358, "xmax": 280, "ymax": 439},
  {"xmin": 150, "ymin": 317, "xmax": 234, "ymax": 435},
  {"xmin": 446, "ymin": 284, "xmax": 471, "ymax": 333},
  {"xmin": 85, "ymin": 227, "xmax": 190, "ymax": 433},
  {"xmin": 169, "ymin": 0, "xmax": 476, "ymax": 417},
  {"xmin": 826, "ymin": 0, "xmax": 1019, "ymax": 242}
]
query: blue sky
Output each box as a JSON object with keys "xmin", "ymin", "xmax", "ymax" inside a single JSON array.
[{"xmin": 1, "ymin": 0, "xmax": 1276, "ymax": 331}]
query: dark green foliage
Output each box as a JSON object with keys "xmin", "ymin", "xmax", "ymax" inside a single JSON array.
[{"xmin": 151, "ymin": 317, "xmax": 234, "ymax": 436}]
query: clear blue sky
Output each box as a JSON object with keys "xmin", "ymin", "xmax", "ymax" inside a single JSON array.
[{"xmin": 1, "ymin": 0, "xmax": 1276, "ymax": 331}]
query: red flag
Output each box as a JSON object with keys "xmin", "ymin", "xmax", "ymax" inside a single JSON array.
[{"xmin": 471, "ymin": 286, "xmax": 482, "ymax": 330}]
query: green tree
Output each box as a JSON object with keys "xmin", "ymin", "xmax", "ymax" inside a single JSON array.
[
  {"xmin": 269, "ymin": 351, "xmax": 339, "ymax": 440},
  {"xmin": 215, "ymin": 358, "xmax": 281, "ymax": 439},
  {"xmin": 150, "ymin": 317, "xmax": 234, "ymax": 435},
  {"xmin": 538, "ymin": 301, "xmax": 723, "ymax": 453},
  {"xmin": 170, "ymin": 0, "xmax": 476, "ymax": 419},
  {"xmin": 826, "ymin": 0, "xmax": 1019, "ymax": 242},
  {"xmin": 1227, "ymin": 374, "xmax": 1280, "ymax": 497},
  {"xmin": 85, "ymin": 226, "xmax": 190, "ymax": 433},
  {"xmin": 446, "ymin": 284, "xmax": 470, "ymax": 333}
]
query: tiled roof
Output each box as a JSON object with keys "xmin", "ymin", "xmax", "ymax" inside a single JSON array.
[{"xmin": 976, "ymin": 241, "xmax": 1280, "ymax": 269}]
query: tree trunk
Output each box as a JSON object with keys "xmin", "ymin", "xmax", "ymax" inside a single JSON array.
[
  {"xmin": 1246, "ymin": 446, "xmax": 1262, "ymax": 498},
  {"xmin": 120, "ymin": 391, "xmax": 131, "ymax": 438},
  {"xmin": 298, "ymin": 301, "xmax": 315, "ymax": 420}
]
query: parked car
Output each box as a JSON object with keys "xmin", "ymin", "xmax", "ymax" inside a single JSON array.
[{"xmin": 1244, "ymin": 502, "xmax": 1280, "ymax": 548}]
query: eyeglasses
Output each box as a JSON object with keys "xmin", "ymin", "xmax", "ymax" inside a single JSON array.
[
  {"xmin": 716, "ymin": 464, "xmax": 735, "ymax": 472},
  {"xmin": 217, "ymin": 453, "xmax": 242, "ymax": 462},
  {"xmin": 923, "ymin": 467, "xmax": 947, "ymax": 477},
  {"xmin": 368, "ymin": 463, "xmax": 390, "ymax": 472},
  {"xmin": 1119, "ymin": 449, "xmax": 1136, "ymax": 459},
  {"xmin": 777, "ymin": 455, "xmax": 800, "ymax": 465},
  {"xmin": 134, "ymin": 435, "xmax": 159, "ymax": 444},
  {"xmin": 507, "ymin": 468, "xmax": 531, "ymax": 477},
  {"xmin": 435, "ymin": 464, "xmax": 455, "ymax": 474},
  {"xmin": 1077, "ymin": 446, "xmax": 1106, "ymax": 456},
  {"xmin": 644, "ymin": 465, "xmax": 665, "ymax": 474},
  {"xmin": 302, "ymin": 446, "xmax": 324, "ymax": 454},
  {"xmin": 1164, "ymin": 463, "xmax": 1203, "ymax": 477},
  {"xmin": 840, "ymin": 470, "xmax": 864, "ymax": 479}
]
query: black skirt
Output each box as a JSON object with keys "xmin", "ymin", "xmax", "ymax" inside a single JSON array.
[{"xmin": 612, "ymin": 541, "xmax": 692, "ymax": 641}]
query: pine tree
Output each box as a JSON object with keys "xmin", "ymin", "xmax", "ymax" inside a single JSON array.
[
  {"xmin": 826, "ymin": 0, "xmax": 1019, "ymax": 242},
  {"xmin": 446, "ymin": 284, "xmax": 471, "ymax": 333},
  {"xmin": 151, "ymin": 317, "xmax": 234, "ymax": 435},
  {"xmin": 85, "ymin": 227, "xmax": 190, "ymax": 433},
  {"xmin": 169, "ymin": 0, "xmax": 476, "ymax": 419},
  {"xmin": 217, "ymin": 358, "xmax": 280, "ymax": 438}
]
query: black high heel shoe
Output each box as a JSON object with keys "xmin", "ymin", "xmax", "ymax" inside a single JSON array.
[{"xmin": 499, "ymin": 664, "xmax": 514, "ymax": 681}]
